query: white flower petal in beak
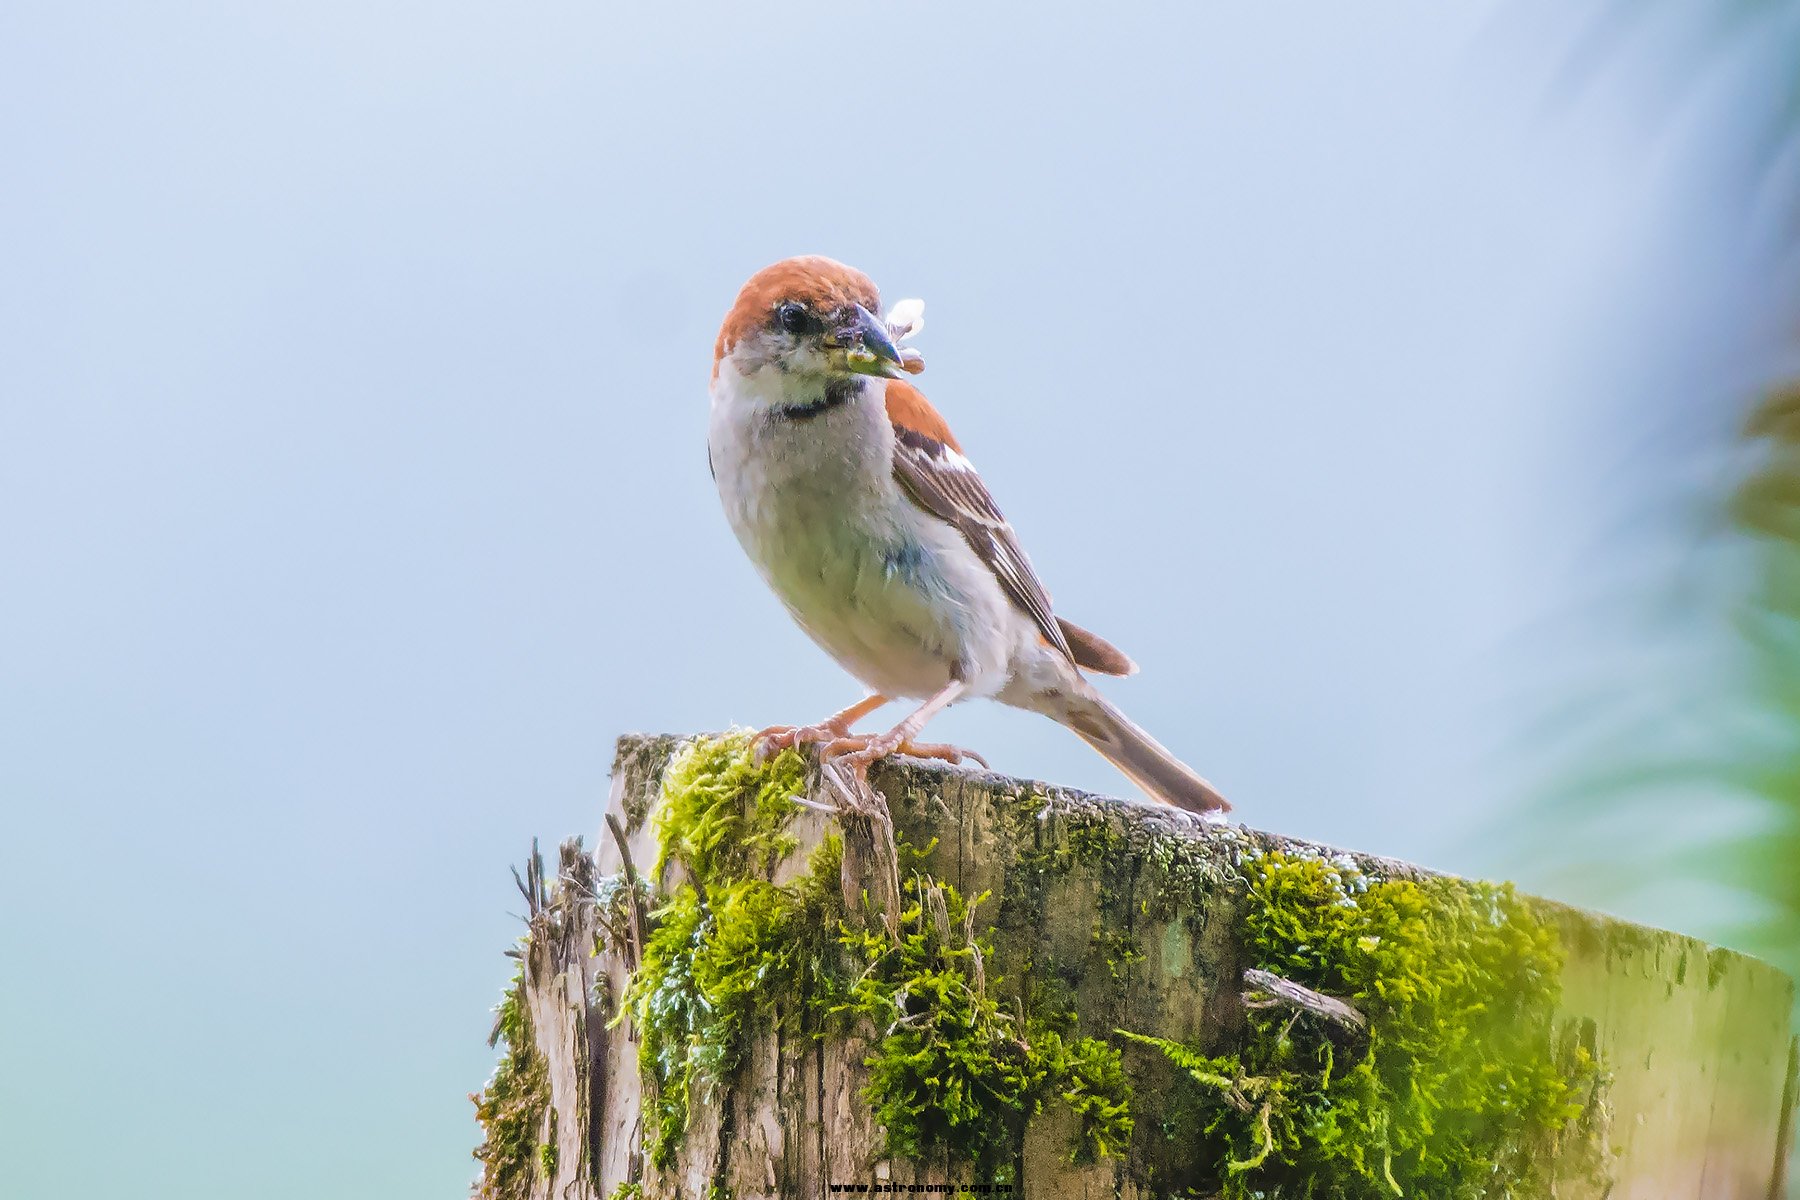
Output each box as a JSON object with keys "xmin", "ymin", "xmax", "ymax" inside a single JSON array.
[{"xmin": 884, "ymin": 298, "xmax": 925, "ymax": 343}]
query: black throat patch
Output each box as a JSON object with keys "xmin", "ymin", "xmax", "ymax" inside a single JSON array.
[{"xmin": 771, "ymin": 379, "xmax": 856, "ymax": 423}]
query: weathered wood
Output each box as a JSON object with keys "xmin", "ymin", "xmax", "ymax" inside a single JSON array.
[
  {"xmin": 476, "ymin": 838, "xmax": 611, "ymax": 1200},
  {"xmin": 474, "ymin": 733, "xmax": 1799, "ymax": 1200},
  {"xmin": 603, "ymin": 813, "xmax": 643, "ymax": 974}
]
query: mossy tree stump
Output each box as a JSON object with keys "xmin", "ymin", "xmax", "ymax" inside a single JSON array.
[{"xmin": 473, "ymin": 733, "xmax": 1798, "ymax": 1200}]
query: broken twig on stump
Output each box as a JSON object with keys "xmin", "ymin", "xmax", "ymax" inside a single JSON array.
[{"xmin": 1240, "ymin": 968, "xmax": 1368, "ymax": 1033}]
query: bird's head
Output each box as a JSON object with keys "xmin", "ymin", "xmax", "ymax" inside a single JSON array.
[{"xmin": 712, "ymin": 256, "xmax": 922, "ymax": 387}]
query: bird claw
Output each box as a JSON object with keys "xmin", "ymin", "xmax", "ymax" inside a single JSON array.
[
  {"xmin": 818, "ymin": 734, "xmax": 988, "ymax": 772},
  {"xmin": 901, "ymin": 740, "xmax": 989, "ymax": 769},
  {"xmin": 752, "ymin": 723, "xmax": 846, "ymax": 762}
]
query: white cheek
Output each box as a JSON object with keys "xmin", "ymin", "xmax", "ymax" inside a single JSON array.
[
  {"xmin": 714, "ymin": 331, "xmax": 831, "ymax": 402},
  {"xmin": 722, "ymin": 332, "xmax": 779, "ymax": 377},
  {"xmin": 712, "ymin": 349, "xmax": 800, "ymax": 415}
]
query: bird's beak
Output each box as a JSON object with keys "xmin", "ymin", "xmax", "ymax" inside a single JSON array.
[{"xmin": 835, "ymin": 304, "xmax": 905, "ymax": 378}]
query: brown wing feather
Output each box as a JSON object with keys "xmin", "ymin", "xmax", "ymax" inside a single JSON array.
[
  {"xmin": 888, "ymin": 422, "xmax": 1075, "ymax": 663},
  {"xmin": 1058, "ymin": 618, "xmax": 1138, "ymax": 676}
]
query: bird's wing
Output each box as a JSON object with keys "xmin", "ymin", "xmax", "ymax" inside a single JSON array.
[{"xmin": 885, "ymin": 381, "xmax": 1075, "ymax": 663}]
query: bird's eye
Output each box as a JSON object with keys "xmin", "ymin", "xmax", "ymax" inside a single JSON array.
[{"xmin": 776, "ymin": 302, "xmax": 810, "ymax": 335}]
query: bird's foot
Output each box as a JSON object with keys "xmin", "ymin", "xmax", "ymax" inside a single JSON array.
[
  {"xmin": 752, "ymin": 721, "xmax": 851, "ymax": 763},
  {"xmin": 818, "ymin": 732, "xmax": 989, "ymax": 772}
]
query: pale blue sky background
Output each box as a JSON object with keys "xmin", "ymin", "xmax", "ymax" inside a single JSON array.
[{"xmin": 0, "ymin": 2, "xmax": 1766, "ymax": 1196}]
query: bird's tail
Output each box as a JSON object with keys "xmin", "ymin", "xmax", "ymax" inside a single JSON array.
[{"xmin": 1042, "ymin": 684, "xmax": 1230, "ymax": 815}]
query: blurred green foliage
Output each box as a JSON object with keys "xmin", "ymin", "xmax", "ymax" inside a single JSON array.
[
  {"xmin": 1720, "ymin": 383, "xmax": 1800, "ymax": 990},
  {"xmin": 1539, "ymin": 1, "xmax": 1800, "ymax": 1011}
]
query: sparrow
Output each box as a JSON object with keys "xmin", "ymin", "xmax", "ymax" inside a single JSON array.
[{"xmin": 706, "ymin": 256, "xmax": 1229, "ymax": 815}]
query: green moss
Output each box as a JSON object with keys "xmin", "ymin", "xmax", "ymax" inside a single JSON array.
[
  {"xmin": 623, "ymin": 736, "xmax": 1136, "ymax": 1179},
  {"xmin": 1122, "ymin": 849, "xmax": 1597, "ymax": 1199},
  {"xmin": 653, "ymin": 730, "xmax": 808, "ymax": 881},
  {"xmin": 836, "ymin": 878, "xmax": 1033, "ymax": 1164},
  {"xmin": 629, "ymin": 864, "xmax": 838, "ymax": 1166},
  {"xmin": 815, "ymin": 788, "xmax": 1141, "ymax": 1170},
  {"xmin": 837, "ymin": 874, "xmax": 1135, "ymax": 1169},
  {"xmin": 1036, "ymin": 1029, "xmax": 1135, "ymax": 1163},
  {"xmin": 607, "ymin": 1183, "xmax": 643, "ymax": 1200},
  {"xmin": 622, "ymin": 733, "xmax": 836, "ymax": 1169},
  {"xmin": 472, "ymin": 963, "xmax": 550, "ymax": 1200},
  {"xmin": 626, "ymin": 886, "xmax": 703, "ymax": 1165},
  {"xmin": 612, "ymin": 741, "xmax": 1614, "ymax": 1193}
]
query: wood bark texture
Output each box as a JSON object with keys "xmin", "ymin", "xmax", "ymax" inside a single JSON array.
[{"xmin": 476, "ymin": 733, "xmax": 1798, "ymax": 1200}]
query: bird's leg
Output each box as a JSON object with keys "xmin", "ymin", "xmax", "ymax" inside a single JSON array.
[
  {"xmin": 818, "ymin": 680, "xmax": 988, "ymax": 770},
  {"xmin": 753, "ymin": 694, "xmax": 890, "ymax": 761}
]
